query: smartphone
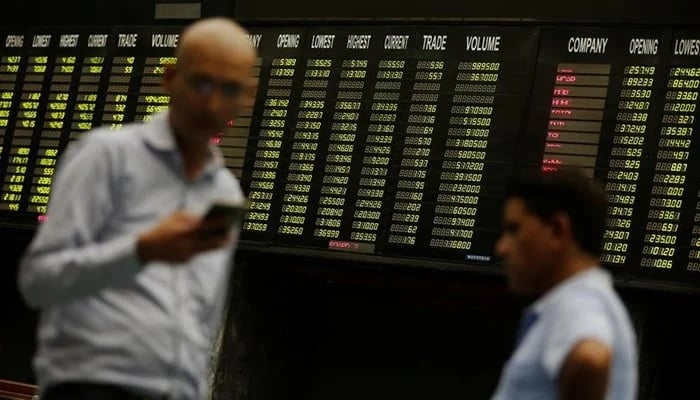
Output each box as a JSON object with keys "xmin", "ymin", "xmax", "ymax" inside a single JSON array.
[{"xmin": 202, "ymin": 200, "xmax": 248, "ymax": 235}]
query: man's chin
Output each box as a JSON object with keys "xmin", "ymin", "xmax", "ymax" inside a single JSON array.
[{"xmin": 188, "ymin": 127, "xmax": 222, "ymax": 140}]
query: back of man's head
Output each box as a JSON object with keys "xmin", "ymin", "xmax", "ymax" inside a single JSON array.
[{"xmin": 505, "ymin": 168, "xmax": 608, "ymax": 256}]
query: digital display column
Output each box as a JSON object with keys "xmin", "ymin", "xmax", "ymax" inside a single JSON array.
[
  {"xmin": 543, "ymin": 62, "xmax": 609, "ymax": 177},
  {"xmin": 136, "ymin": 56, "xmax": 174, "ymax": 122},
  {"xmin": 101, "ymin": 29, "xmax": 140, "ymax": 133},
  {"xmin": 428, "ymin": 28, "xmax": 537, "ymax": 262},
  {"xmin": 136, "ymin": 29, "xmax": 180, "ymax": 122},
  {"xmin": 640, "ymin": 32, "xmax": 700, "ymax": 272},
  {"xmin": 600, "ymin": 33, "xmax": 665, "ymax": 267},
  {"xmin": 690, "ymin": 186, "xmax": 700, "ymax": 272},
  {"xmin": 313, "ymin": 34, "xmax": 368, "ymax": 242},
  {"xmin": 348, "ymin": 31, "xmax": 405, "ymax": 250},
  {"xmin": 26, "ymin": 33, "xmax": 78, "ymax": 215},
  {"xmin": 0, "ymin": 32, "xmax": 24, "ymax": 212},
  {"xmin": 0, "ymin": 49, "xmax": 20, "ymax": 163},
  {"xmin": 305, "ymin": 30, "xmax": 378, "ymax": 250},
  {"xmin": 386, "ymin": 31, "xmax": 443, "ymax": 251},
  {"xmin": 640, "ymin": 68, "xmax": 696, "ymax": 269},
  {"xmin": 241, "ymin": 29, "xmax": 301, "ymax": 238},
  {"xmin": 432, "ymin": 57, "xmax": 496, "ymax": 253},
  {"xmin": 525, "ymin": 30, "xmax": 614, "ymax": 176},
  {"xmin": 276, "ymin": 39, "xmax": 330, "ymax": 239},
  {"xmin": 70, "ymin": 32, "xmax": 109, "ymax": 141},
  {"xmin": 1, "ymin": 33, "xmax": 51, "ymax": 213}
]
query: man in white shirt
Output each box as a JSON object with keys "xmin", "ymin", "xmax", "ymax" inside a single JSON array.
[
  {"xmin": 19, "ymin": 17, "xmax": 256, "ymax": 400},
  {"xmin": 491, "ymin": 168, "xmax": 638, "ymax": 400}
]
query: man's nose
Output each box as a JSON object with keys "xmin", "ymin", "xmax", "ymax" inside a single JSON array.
[
  {"xmin": 495, "ymin": 235, "xmax": 507, "ymax": 257},
  {"xmin": 204, "ymin": 91, "xmax": 225, "ymax": 114}
]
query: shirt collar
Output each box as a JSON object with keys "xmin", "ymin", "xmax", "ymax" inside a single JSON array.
[
  {"xmin": 530, "ymin": 267, "xmax": 611, "ymax": 315},
  {"xmin": 142, "ymin": 110, "xmax": 226, "ymax": 177},
  {"xmin": 142, "ymin": 111, "xmax": 177, "ymax": 152}
]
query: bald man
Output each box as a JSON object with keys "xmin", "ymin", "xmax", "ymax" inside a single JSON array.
[{"xmin": 19, "ymin": 18, "xmax": 256, "ymax": 400}]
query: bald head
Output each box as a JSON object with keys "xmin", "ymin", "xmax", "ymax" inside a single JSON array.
[
  {"xmin": 162, "ymin": 17, "xmax": 257, "ymax": 143},
  {"xmin": 176, "ymin": 17, "xmax": 255, "ymax": 66}
]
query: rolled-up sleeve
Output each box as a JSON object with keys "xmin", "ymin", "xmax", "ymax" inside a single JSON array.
[{"xmin": 18, "ymin": 135, "xmax": 142, "ymax": 309}]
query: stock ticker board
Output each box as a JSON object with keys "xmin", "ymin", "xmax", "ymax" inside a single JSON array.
[{"xmin": 2, "ymin": 24, "xmax": 700, "ymax": 289}]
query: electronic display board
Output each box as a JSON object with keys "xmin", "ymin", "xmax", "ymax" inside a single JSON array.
[
  {"xmin": 3, "ymin": 24, "xmax": 700, "ymax": 291},
  {"xmin": 523, "ymin": 28, "xmax": 671, "ymax": 278},
  {"xmin": 240, "ymin": 27, "xmax": 538, "ymax": 266}
]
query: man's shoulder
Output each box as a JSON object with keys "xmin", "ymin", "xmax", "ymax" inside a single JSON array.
[
  {"xmin": 543, "ymin": 269, "xmax": 617, "ymax": 311},
  {"xmin": 79, "ymin": 121, "xmax": 145, "ymax": 148},
  {"xmin": 548, "ymin": 283, "xmax": 611, "ymax": 317},
  {"xmin": 60, "ymin": 122, "xmax": 149, "ymax": 166}
]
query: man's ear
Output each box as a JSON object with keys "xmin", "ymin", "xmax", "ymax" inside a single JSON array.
[
  {"xmin": 550, "ymin": 211, "xmax": 573, "ymax": 243},
  {"xmin": 161, "ymin": 64, "xmax": 176, "ymax": 94}
]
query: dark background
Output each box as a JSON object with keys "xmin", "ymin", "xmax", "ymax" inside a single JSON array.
[{"xmin": 3, "ymin": 0, "xmax": 700, "ymax": 399}]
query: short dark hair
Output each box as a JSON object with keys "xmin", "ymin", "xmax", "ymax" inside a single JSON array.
[{"xmin": 505, "ymin": 168, "xmax": 608, "ymax": 256}]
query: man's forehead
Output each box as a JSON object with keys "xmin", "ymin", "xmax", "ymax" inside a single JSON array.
[
  {"xmin": 177, "ymin": 44, "xmax": 254, "ymax": 76},
  {"xmin": 504, "ymin": 197, "xmax": 527, "ymax": 214},
  {"xmin": 504, "ymin": 197, "xmax": 542, "ymax": 223}
]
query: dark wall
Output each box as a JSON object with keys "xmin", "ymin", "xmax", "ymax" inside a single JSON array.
[
  {"xmin": 0, "ymin": 228, "xmax": 38, "ymax": 382},
  {"xmin": 6, "ymin": 232, "xmax": 700, "ymax": 399},
  {"xmin": 0, "ymin": 1, "xmax": 159, "ymax": 26},
  {"xmin": 231, "ymin": 0, "xmax": 698, "ymax": 22},
  {"xmin": 213, "ymin": 250, "xmax": 700, "ymax": 400}
]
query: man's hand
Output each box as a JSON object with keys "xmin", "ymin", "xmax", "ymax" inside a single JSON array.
[
  {"xmin": 558, "ymin": 339, "xmax": 612, "ymax": 400},
  {"xmin": 137, "ymin": 210, "xmax": 233, "ymax": 263}
]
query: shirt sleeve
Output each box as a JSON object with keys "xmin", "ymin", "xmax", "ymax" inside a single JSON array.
[
  {"xmin": 541, "ymin": 292, "xmax": 614, "ymax": 378},
  {"xmin": 18, "ymin": 135, "xmax": 142, "ymax": 309}
]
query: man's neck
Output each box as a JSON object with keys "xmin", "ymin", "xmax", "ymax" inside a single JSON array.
[
  {"xmin": 542, "ymin": 252, "xmax": 599, "ymax": 293},
  {"xmin": 174, "ymin": 133, "xmax": 212, "ymax": 180}
]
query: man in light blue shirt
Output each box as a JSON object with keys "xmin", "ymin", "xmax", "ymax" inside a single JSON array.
[
  {"xmin": 491, "ymin": 169, "xmax": 637, "ymax": 400},
  {"xmin": 18, "ymin": 17, "xmax": 257, "ymax": 400}
]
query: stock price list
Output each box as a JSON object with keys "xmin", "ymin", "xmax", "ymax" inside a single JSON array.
[
  {"xmin": 429, "ymin": 59, "xmax": 503, "ymax": 259},
  {"xmin": 312, "ymin": 57, "xmax": 367, "ymax": 243},
  {"xmin": 104, "ymin": 56, "xmax": 135, "ymax": 131},
  {"xmin": 308, "ymin": 31, "xmax": 378, "ymax": 252},
  {"xmin": 641, "ymin": 66, "xmax": 698, "ymax": 270},
  {"xmin": 101, "ymin": 30, "xmax": 139, "ymax": 133},
  {"xmin": 70, "ymin": 32, "xmax": 111, "ymax": 141},
  {"xmin": 276, "ymin": 55, "xmax": 329, "ymax": 239},
  {"xmin": 386, "ymin": 56, "xmax": 442, "ymax": 250},
  {"xmin": 0, "ymin": 53, "xmax": 19, "ymax": 163},
  {"xmin": 242, "ymin": 30, "xmax": 301, "ymax": 237},
  {"xmin": 71, "ymin": 55, "xmax": 104, "ymax": 140},
  {"xmin": 381, "ymin": 28, "xmax": 537, "ymax": 263},
  {"xmin": 349, "ymin": 56, "xmax": 405, "ymax": 249},
  {"xmin": 0, "ymin": 51, "xmax": 48, "ymax": 213},
  {"xmin": 542, "ymin": 62, "xmax": 610, "ymax": 177},
  {"xmin": 136, "ymin": 56, "xmax": 175, "ymax": 122},
  {"xmin": 524, "ymin": 30, "xmax": 669, "ymax": 272},
  {"xmin": 290, "ymin": 30, "xmax": 408, "ymax": 254},
  {"xmin": 0, "ymin": 32, "xmax": 23, "ymax": 212},
  {"xmin": 524, "ymin": 29, "xmax": 618, "ymax": 178},
  {"xmin": 136, "ymin": 30, "xmax": 180, "ymax": 122},
  {"xmin": 601, "ymin": 62, "xmax": 660, "ymax": 266},
  {"xmin": 26, "ymin": 53, "xmax": 74, "ymax": 214},
  {"xmin": 641, "ymin": 33, "xmax": 700, "ymax": 273}
]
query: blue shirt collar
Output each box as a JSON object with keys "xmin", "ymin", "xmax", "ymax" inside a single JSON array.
[{"xmin": 516, "ymin": 268, "xmax": 610, "ymax": 346}]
